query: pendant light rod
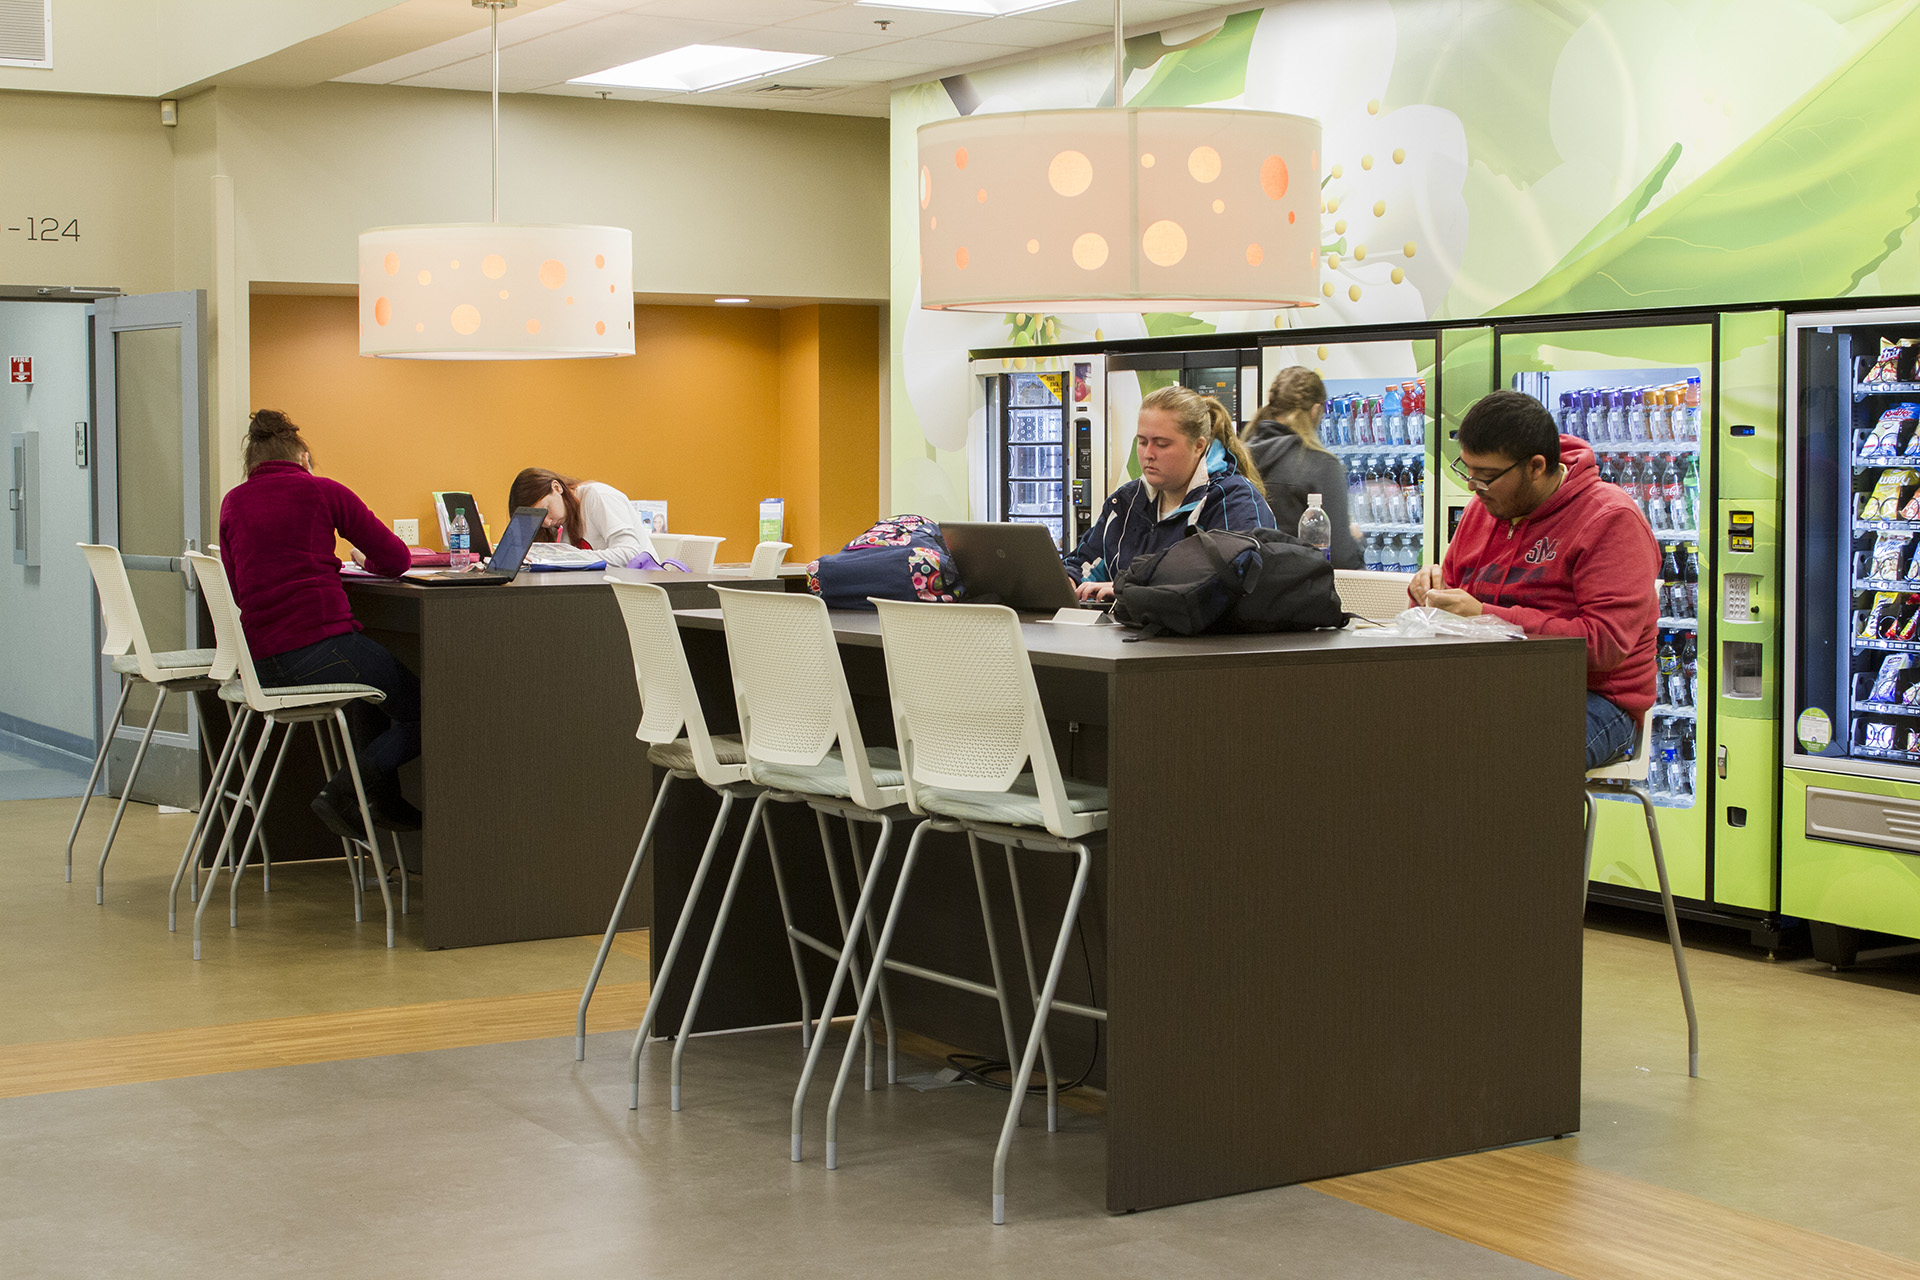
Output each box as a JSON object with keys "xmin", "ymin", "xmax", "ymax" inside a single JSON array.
[
  {"xmin": 490, "ymin": 2, "xmax": 501, "ymax": 223},
  {"xmin": 1112, "ymin": 0, "xmax": 1123, "ymax": 108}
]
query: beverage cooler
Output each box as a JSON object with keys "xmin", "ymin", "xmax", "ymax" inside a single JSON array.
[
  {"xmin": 1262, "ymin": 335, "xmax": 1439, "ymax": 574},
  {"xmin": 968, "ymin": 355, "xmax": 1106, "ymax": 551},
  {"xmin": 1501, "ymin": 314, "xmax": 1785, "ymax": 937},
  {"xmin": 1784, "ymin": 305, "xmax": 1920, "ymax": 962}
]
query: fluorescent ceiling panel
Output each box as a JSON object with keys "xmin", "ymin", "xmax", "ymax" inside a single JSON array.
[
  {"xmin": 854, "ymin": 0, "xmax": 1078, "ymax": 15},
  {"xmin": 569, "ymin": 44, "xmax": 828, "ymax": 92}
]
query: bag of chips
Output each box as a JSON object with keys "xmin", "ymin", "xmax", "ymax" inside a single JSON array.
[
  {"xmin": 1862, "ymin": 591, "xmax": 1902, "ymax": 638},
  {"xmin": 1866, "ymin": 721, "xmax": 1897, "ymax": 751},
  {"xmin": 1906, "ymin": 727, "xmax": 1920, "ymax": 753},
  {"xmin": 1870, "ymin": 654, "xmax": 1911, "ymax": 701},
  {"xmin": 1863, "ymin": 338, "xmax": 1919, "ymax": 385},
  {"xmin": 1864, "ymin": 405, "xmax": 1917, "ymax": 456},
  {"xmin": 1901, "ymin": 488, "xmax": 1920, "ymax": 521},
  {"xmin": 1902, "ymin": 679, "xmax": 1920, "ymax": 707},
  {"xmin": 1861, "ymin": 470, "xmax": 1918, "ymax": 521},
  {"xmin": 1871, "ymin": 533, "xmax": 1910, "ymax": 580}
]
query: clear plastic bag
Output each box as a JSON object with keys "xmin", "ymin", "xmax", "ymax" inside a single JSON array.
[{"xmin": 1359, "ymin": 606, "xmax": 1527, "ymax": 641}]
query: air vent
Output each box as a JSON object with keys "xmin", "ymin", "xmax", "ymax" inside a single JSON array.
[
  {"xmin": 751, "ymin": 83, "xmax": 830, "ymax": 97},
  {"xmin": 0, "ymin": 0, "xmax": 50, "ymax": 68}
]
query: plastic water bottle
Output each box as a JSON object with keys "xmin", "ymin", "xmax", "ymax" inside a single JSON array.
[
  {"xmin": 1408, "ymin": 381, "xmax": 1427, "ymax": 446},
  {"xmin": 449, "ymin": 507, "xmax": 475, "ymax": 569},
  {"xmin": 1298, "ymin": 493, "xmax": 1332, "ymax": 562},
  {"xmin": 1385, "ymin": 384, "xmax": 1407, "ymax": 446}
]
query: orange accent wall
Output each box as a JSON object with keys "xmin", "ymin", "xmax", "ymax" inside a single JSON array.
[{"xmin": 247, "ymin": 294, "xmax": 877, "ymax": 563}]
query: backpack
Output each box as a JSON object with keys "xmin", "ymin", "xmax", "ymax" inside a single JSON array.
[
  {"xmin": 808, "ymin": 515, "xmax": 964, "ymax": 611},
  {"xmin": 1110, "ymin": 527, "xmax": 1346, "ymax": 637}
]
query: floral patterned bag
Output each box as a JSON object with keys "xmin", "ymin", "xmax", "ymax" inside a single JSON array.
[{"xmin": 807, "ymin": 514, "xmax": 964, "ymax": 610}]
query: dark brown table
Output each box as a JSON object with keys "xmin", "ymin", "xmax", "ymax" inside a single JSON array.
[
  {"xmin": 649, "ymin": 610, "xmax": 1589, "ymax": 1214},
  {"xmin": 226, "ymin": 569, "xmax": 788, "ymax": 949}
]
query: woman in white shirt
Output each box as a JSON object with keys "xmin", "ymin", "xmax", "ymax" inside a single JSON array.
[{"xmin": 507, "ymin": 467, "xmax": 652, "ymax": 566}]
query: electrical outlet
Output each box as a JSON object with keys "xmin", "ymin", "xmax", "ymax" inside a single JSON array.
[{"xmin": 394, "ymin": 518, "xmax": 419, "ymax": 545}]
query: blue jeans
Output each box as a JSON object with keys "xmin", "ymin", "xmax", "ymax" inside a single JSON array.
[
  {"xmin": 254, "ymin": 631, "xmax": 421, "ymax": 797},
  {"xmin": 1585, "ymin": 692, "xmax": 1637, "ymax": 770}
]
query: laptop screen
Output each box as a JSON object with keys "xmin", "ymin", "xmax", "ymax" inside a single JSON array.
[{"xmin": 487, "ymin": 507, "xmax": 545, "ymax": 575}]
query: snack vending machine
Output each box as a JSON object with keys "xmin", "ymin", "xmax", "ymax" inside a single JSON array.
[
  {"xmin": 1500, "ymin": 314, "xmax": 1785, "ymax": 935},
  {"xmin": 1784, "ymin": 305, "xmax": 1920, "ymax": 961},
  {"xmin": 1262, "ymin": 335, "xmax": 1440, "ymax": 573},
  {"xmin": 969, "ymin": 355, "xmax": 1106, "ymax": 551}
]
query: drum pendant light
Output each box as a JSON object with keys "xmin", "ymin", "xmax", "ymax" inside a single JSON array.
[
  {"xmin": 917, "ymin": 0, "xmax": 1320, "ymax": 313},
  {"xmin": 359, "ymin": 1, "xmax": 634, "ymax": 359}
]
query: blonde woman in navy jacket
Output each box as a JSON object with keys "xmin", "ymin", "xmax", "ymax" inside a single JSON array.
[{"xmin": 1063, "ymin": 384, "xmax": 1275, "ymax": 601}]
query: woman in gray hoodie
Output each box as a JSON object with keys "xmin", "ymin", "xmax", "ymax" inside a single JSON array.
[{"xmin": 1242, "ymin": 366, "xmax": 1363, "ymax": 569}]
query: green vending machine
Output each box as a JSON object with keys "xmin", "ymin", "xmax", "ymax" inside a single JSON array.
[
  {"xmin": 1783, "ymin": 305, "xmax": 1920, "ymax": 966},
  {"xmin": 1486, "ymin": 313, "xmax": 1786, "ymax": 942}
]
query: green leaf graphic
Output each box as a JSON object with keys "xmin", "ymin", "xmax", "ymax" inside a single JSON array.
[
  {"xmin": 1543, "ymin": 141, "xmax": 1682, "ymax": 278},
  {"xmin": 1144, "ymin": 313, "xmax": 1218, "ymax": 339},
  {"xmin": 1125, "ymin": 11, "xmax": 1261, "ymax": 108},
  {"xmin": 1496, "ymin": 5, "xmax": 1920, "ymax": 315}
]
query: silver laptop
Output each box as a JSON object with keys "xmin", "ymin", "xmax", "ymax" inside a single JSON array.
[{"xmin": 943, "ymin": 521, "xmax": 1083, "ymax": 613}]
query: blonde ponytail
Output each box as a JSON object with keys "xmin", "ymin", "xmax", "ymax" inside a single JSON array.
[
  {"xmin": 1254, "ymin": 366, "xmax": 1332, "ymax": 455},
  {"xmin": 1140, "ymin": 384, "xmax": 1269, "ymax": 500}
]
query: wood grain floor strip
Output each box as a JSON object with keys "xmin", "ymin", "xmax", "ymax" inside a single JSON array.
[
  {"xmin": 0, "ymin": 980, "xmax": 651, "ymax": 1101},
  {"xmin": 1314, "ymin": 1145, "xmax": 1920, "ymax": 1280}
]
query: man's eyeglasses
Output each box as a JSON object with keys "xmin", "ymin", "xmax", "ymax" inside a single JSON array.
[{"xmin": 1448, "ymin": 456, "xmax": 1523, "ymax": 492}]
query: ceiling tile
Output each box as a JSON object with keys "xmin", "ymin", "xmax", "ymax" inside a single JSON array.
[
  {"xmin": 776, "ymin": 6, "xmax": 987, "ymax": 39},
  {"xmin": 628, "ymin": 0, "xmax": 842, "ymax": 25},
  {"xmin": 732, "ymin": 26, "xmax": 892, "ymax": 57},
  {"xmin": 963, "ymin": 12, "xmax": 1111, "ymax": 44},
  {"xmin": 816, "ymin": 52, "xmax": 956, "ymax": 82},
  {"xmin": 848, "ymin": 32, "xmax": 1032, "ymax": 63}
]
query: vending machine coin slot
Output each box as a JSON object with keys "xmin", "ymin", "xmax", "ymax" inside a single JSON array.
[{"xmin": 1728, "ymin": 510, "xmax": 1756, "ymax": 552}]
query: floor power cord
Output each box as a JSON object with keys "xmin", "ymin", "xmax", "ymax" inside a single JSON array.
[{"xmin": 941, "ymin": 916, "xmax": 1099, "ymax": 1096}]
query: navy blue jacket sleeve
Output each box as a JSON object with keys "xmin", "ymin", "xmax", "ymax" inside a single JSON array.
[{"xmin": 1202, "ymin": 476, "xmax": 1276, "ymax": 533}]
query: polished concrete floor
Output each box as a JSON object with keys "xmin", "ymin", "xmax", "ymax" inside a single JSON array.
[
  {"xmin": 5, "ymin": 796, "xmax": 1920, "ymax": 1277},
  {"xmin": 0, "ymin": 736, "xmax": 90, "ymax": 803}
]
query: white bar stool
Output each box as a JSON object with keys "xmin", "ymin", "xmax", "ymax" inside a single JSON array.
[
  {"xmin": 1584, "ymin": 723, "xmax": 1700, "ymax": 1078},
  {"xmin": 862, "ymin": 598, "xmax": 1110, "ymax": 1225},
  {"xmin": 748, "ymin": 541, "xmax": 792, "ymax": 579},
  {"xmin": 69, "ymin": 544, "xmax": 220, "ymax": 903},
  {"xmin": 180, "ymin": 551, "xmax": 402, "ymax": 959}
]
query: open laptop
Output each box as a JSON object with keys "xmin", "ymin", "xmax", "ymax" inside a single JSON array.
[
  {"xmin": 942, "ymin": 521, "xmax": 1085, "ymax": 613},
  {"xmin": 417, "ymin": 506, "xmax": 543, "ymax": 586}
]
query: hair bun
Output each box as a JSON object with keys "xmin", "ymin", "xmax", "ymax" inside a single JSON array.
[{"xmin": 248, "ymin": 410, "xmax": 298, "ymax": 442}]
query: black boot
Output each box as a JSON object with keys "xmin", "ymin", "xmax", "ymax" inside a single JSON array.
[
  {"xmin": 310, "ymin": 773, "xmax": 367, "ymax": 841},
  {"xmin": 366, "ymin": 776, "xmax": 422, "ymax": 832}
]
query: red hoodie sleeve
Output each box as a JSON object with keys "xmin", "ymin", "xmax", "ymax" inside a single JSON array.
[
  {"xmin": 1480, "ymin": 505, "xmax": 1658, "ymax": 674},
  {"xmin": 323, "ymin": 478, "xmax": 410, "ymax": 578}
]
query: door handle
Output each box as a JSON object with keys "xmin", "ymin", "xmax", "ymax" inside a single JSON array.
[{"xmin": 1716, "ymin": 744, "xmax": 1728, "ymax": 780}]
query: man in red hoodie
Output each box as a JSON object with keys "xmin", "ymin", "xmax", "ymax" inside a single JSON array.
[{"xmin": 1409, "ymin": 390, "xmax": 1659, "ymax": 768}]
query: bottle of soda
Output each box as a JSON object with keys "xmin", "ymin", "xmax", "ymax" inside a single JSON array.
[
  {"xmin": 1657, "ymin": 631, "xmax": 1679, "ymax": 706},
  {"xmin": 1681, "ymin": 631, "xmax": 1698, "ymax": 706},
  {"xmin": 1683, "ymin": 542, "xmax": 1700, "ymax": 616},
  {"xmin": 1385, "ymin": 384, "xmax": 1406, "ymax": 446},
  {"xmin": 1387, "ymin": 462, "xmax": 1410, "ymax": 524},
  {"xmin": 1298, "ymin": 493, "xmax": 1333, "ymax": 562},
  {"xmin": 1598, "ymin": 450, "xmax": 1618, "ymax": 488},
  {"xmin": 1627, "ymin": 388, "xmax": 1649, "ymax": 442},
  {"xmin": 1661, "ymin": 544, "xmax": 1682, "ymax": 616},
  {"xmin": 1408, "ymin": 382, "xmax": 1428, "ymax": 446},
  {"xmin": 1676, "ymin": 722, "xmax": 1695, "ymax": 797},
  {"xmin": 450, "ymin": 507, "xmax": 473, "ymax": 569},
  {"xmin": 1407, "ymin": 459, "xmax": 1425, "ymax": 523},
  {"xmin": 1682, "ymin": 377, "xmax": 1702, "ymax": 442}
]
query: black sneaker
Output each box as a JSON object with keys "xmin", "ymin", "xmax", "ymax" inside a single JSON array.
[
  {"xmin": 370, "ymin": 794, "xmax": 423, "ymax": 832},
  {"xmin": 311, "ymin": 781, "xmax": 367, "ymax": 841}
]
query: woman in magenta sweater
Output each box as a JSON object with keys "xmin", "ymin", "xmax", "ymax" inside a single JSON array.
[{"xmin": 218, "ymin": 410, "xmax": 421, "ymax": 840}]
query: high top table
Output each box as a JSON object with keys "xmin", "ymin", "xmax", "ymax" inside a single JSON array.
[
  {"xmin": 650, "ymin": 608, "xmax": 1588, "ymax": 1214},
  {"xmin": 214, "ymin": 568, "xmax": 790, "ymax": 949}
]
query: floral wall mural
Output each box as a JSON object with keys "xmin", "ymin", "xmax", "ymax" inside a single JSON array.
[{"xmin": 891, "ymin": 0, "xmax": 1920, "ymax": 519}]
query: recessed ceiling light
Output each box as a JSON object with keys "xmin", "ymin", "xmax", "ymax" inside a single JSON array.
[
  {"xmin": 570, "ymin": 45, "xmax": 828, "ymax": 94},
  {"xmin": 855, "ymin": 0, "xmax": 1077, "ymax": 15},
  {"xmin": 715, "ymin": 297, "xmax": 752, "ymax": 304}
]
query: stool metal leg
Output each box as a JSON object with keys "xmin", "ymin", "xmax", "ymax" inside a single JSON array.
[
  {"xmin": 1581, "ymin": 789, "xmax": 1598, "ymax": 903},
  {"xmin": 967, "ymin": 833, "xmax": 1023, "ymax": 1087},
  {"xmin": 193, "ymin": 718, "xmax": 279, "ymax": 960},
  {"xmin": 314, "ymin": 719, "xmax": 364, "ymax": 911},
  {"xmin": 576, "ymin": 771, "xmax": 677, "ymax": 1061},
  {"xmin": 628, "ymin": 789, "xmax": 736, "ymax": 1110},
  {"xmin": 669, "ymin": 792, "xmax": 769, "ymax": 1111},
  {"xmin": 1003, "ymin": 845, "xmax": 1059, "ymax": 1131},
  {"xmin": 333, "ymin": 708, "xmax": 394, "ymax": 948},
  {"xmin": 825, "ymin": 819, "xmax": 930, "ymax": 1170},
  {"xmin": 95, "ymin": 686, "xmax": 168, "ymax": 904},
  {"xmin": 67, "ymin": 679, "xmax": 131, "ymax": 884},
  {"xmin": 992, "ymin": 843, "xmax": 1092, "ymax": 1226},
  {"xmin": 790, "ymin": 813, "xmax": 895, "ymax": 1163},
  {"xmin": 814, "ymin": 810, "xmax": 875, "ymax": 1086},
  {"xmin": 226, "ymin": 718, "xmax": 299, "ymax": 925},
  {"xmin": 1631, "ymin": 783, "xmax": 1700, "ymax": 1078},
  {"xmin": 844, "ymin": 816, "xmax": 897, "ymax": 1087},
  {"xmin": 763, "ymin": 805, "xmax": 817, "ymax": 1055},
  {"xmin": 169, "ymin": 706, "xmax": 247, "ymax": 931}
]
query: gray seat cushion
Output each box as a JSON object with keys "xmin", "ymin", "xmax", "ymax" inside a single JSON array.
[
  {"xmin": 752, "ymin": 746, "xmax": 904, "ymax": 798},
  {"xmin": 647, "ymin": 734, "xmax": 746, "ymax": 773},
  {"xmin": 219, "ymin": 679, "xmax": 386, "ymax": 705},
  {"xmin": 112, "ymin": 648, "xmax": 216, "ymax": 675},
  {"xmin": 914, "ymin": 773, "xmax": 1108, "ymax": 827}
]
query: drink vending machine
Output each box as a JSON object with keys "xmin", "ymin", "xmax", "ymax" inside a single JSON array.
[
  {"xmin": 1784, "ymin": 304, "xmax": 1920, "ymax": 962},
  {"xmin": 968, "ymin": 355, "xmax": 1106, "ymax": 551}
]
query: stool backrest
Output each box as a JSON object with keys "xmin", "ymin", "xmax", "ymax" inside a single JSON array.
[
  {"xmin": 77, "ymin": 543, "xmax": 162, "ymax": 682},
  {"xmin": 872, "ymin": 599, "xmax": 1076, "ymax": 836},
  {"xmin": 185, "ymin": 551, "xmax": 264, "ymax": 708},
  {"xmin": 714, "ymin": 587, "xmax": 892, "ymax": 811},
  {"xmin": 1333, "ymin": 568, "xmax": 1416, "ymax": 623},
  {"xmin": 748, "ymin": 541, "xmax": 792, "ymax": 580},
  {"xmin": 605, "ymin": 578, "xmax": 735, "ymax": 785}
]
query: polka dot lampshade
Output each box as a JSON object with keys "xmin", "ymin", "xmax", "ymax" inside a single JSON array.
[
  {"xmin": 357, "ymin": 223, "xmax": 635, "ymax": 359},
  {"xmin": 918, "ymin": 108, "xmax": 1321, "ymax": 313}
]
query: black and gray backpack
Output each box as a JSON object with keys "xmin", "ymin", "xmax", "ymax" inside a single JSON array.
[{"xmin": 1110, "ymin": 527, "xmax": 1348, "ymax": 637}]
